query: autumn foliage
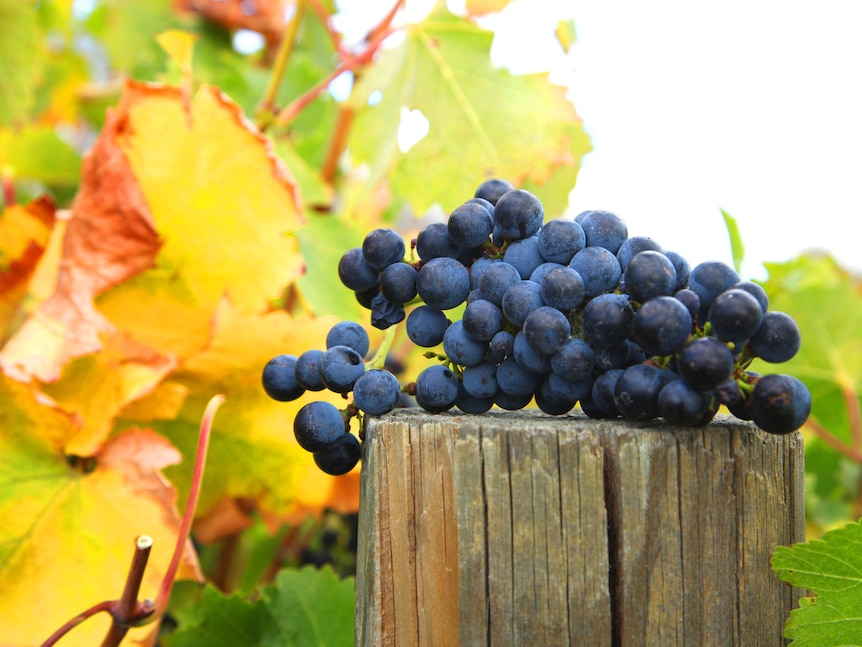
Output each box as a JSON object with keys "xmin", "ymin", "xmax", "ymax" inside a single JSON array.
[{"xmin": 0, "ymin": 0, "xmax": 590, "ymax": 643}]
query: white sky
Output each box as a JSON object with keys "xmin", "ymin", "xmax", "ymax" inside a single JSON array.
[{"xmin": 338, "ymin": 0, "xmax": 862, "ymax": 279}]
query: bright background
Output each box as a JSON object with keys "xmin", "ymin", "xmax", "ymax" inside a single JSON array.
[{"xmin": 337, "ymin": 0, "xmax": 862, "ymax": 279}]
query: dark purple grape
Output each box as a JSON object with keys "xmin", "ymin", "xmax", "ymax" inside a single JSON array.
[
  {"xmin": 617, "ymin": 236, "xmax": 663, "ymax": 271},
  {"xmin": 463, "ymin": 298, "xmax": 504, "ymax": 342},
  {"xmin": 370, "ymin": 293, "xmax": 405, "ymax": 330},
  {"xmin": 537, "ymin": 218, "xmax": 586, "ymax": 264},
  {"xmin": 487, "ymin": 330, "xmax": 515, "ymax": 364},
  {"xmin": 731, "ymin": 280, "xmax": 769, "ymax": 313},
  {"xmin": 338, "ymin": 247, "xmax": 378, "ymax": 291},
  {"xmin": 313, "ymin": 432, "xmax": 361, "ymax": 475},
  {"xmin": 493, "ymin": 189, "xmax": 544, "ymax": 240},
  {"xmin": 496, "ymin": 356, "xmax": 542, "ymax": 398},
  {"xmin": 540, "ymin": 267, "xmax": 585, "ymax": 313},
  {"xmin": 529, "ymin": 261, "xmax": 565, "ymax": 285},
  {"xmin": 674, "ymin": 288, "xmax": 701, "ymax": 322},
  {"xmin": 319, "ymin": 345, "xmax": 365, "ymax": 394},
  {"xmin": 448, "ymin": 201, "xmax": 494, "ymax": 249},
  {"xmin": 415, "ymin": 364, "xmax": 459, "ymax": 413},
  {"xmin": 501, "ymin": 280, "xmax": 544, "ymax": 328},
  {"xmin": 749, "ymin": 374, "xmax": 811, "ymax": 434},
  {"xmin": 455, "ymin": 382, "xmax": 495, "ymax": 414},
  {"xmin": 353, "ymin": 369, "xmax": 401, "ymax": 416},
  {"xmin": 535, "ymin": 388, "xmax": 575, "ymax": 415},
  {"xmin": 262, "ymin": 354, "xmax": 305, "ymax": 402},
  {"xmin": 658, "ymin": 378, "xmax": 718, "ymax": 426},
  {"xmin": 623, "ymin": 250, "xmax": 677, "ymax": 303},
  {"xmin": 416, "ymin": 257, "xmax": 471, "ymax": 310},
  {"xmin": 416, "ymin": 222, "xmax": 461, "ymax": 261},
  {"xmin": 523, "ymin": 306, "xmax": 571, "ymax": 356},
  {"xmin": 405, "ymin": 306, "xmax": 448, "ymax": 347},
  {"xmin": 443, "ymin": 320, "xmax": 488, "ymax": 367},
  {"xmin": 708, "ymin": 288, "xmax": 763, "ymax": 344},
  {"xmin": 362, "ymin": 228, "xmax": 405, "ymax": 270},
  {"xmin": 688, "ymin": 261, "xmax": 740, "ymax": 320},
  {"xmin": 678, "ymin": 337, "xmax": 734, "ymax": 391},
  {"xmin": 591, "ymin": 368, "xmax": 624, "ymax": 417},
  {"xmin": 575, "ymin": 210, "xmax": 628, "ymax": 253},
  {"xmin": 295, "ymin": 349, "xmax": 326, "ymax": 391},
  {"xmin": 513, "ymin": 330, "xmax": 552, "ymax": 373},
  {"xmin": 568, "ymin": 246, "xmax": 622, "ymax": 299},
  {"xmin": 462, "ymin": 361, "xmax": 499, "ymax": 399},
  {"xmin": 630, "ymin": 295, "xmax": 692, "ymax": 357},
  {"xmin": 749, "ymin": 311, "xmax": 801, "ymax": 363},
  {"xmin": 582, "ymin": 293, "xmax": 634, "ymax": 349},
  {"xmin": 664, "ymin": 251, "xmax": 691, "ymax": 290},
  {"xmin": 613, "ymin": 363, "xmax": 676, "ymax": 421},
  {"xmin": 478, "ymin": 260, "xmax": 522, "ymax": 307},
  {"xmin": 326, "ymin": 321, "xmax": 370, "ymax": 357},
  {"xmin": 294, "ymin": 400, "xmax": 347, "ymax": 452},
  {"xmin": 474, "ymin": 178, "xmax": 514, "ymax": 205},
  {"xmin": 379, "ymin": 262, "xmax": 418, "ymax": 305},
  {"xmin": 503, "ymin": 236, "xmax": 544, "ymax": 279},
  {"xmin": 550, "ymin": 337, "xmax": 595, "ymax": 381}
]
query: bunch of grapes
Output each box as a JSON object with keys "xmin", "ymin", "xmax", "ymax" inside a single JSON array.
[{"xmin": 262, "ymin": 178, "xmax": 811, "ymax": 475}]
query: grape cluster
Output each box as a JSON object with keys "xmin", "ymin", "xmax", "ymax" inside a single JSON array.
[{"xmin": 262, "ymin": 178, "xmax": 812, "ymax": 475}]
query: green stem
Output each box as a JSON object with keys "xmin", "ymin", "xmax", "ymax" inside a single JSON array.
[
  {"xmin": 367, "ymin": 326, "xmax": 398, "ymax": 370},
  {"xmin": 257, "ymin": 0, "xmax": 306, "ymax": 130}
]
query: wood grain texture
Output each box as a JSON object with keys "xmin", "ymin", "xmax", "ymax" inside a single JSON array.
[{"xmin": 355, "ymin": 409, "xmax": 804, "ymax": 646}]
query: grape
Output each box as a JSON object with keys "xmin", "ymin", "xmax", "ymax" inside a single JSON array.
[
  {"xmin": 590, "ymin": 368, "xmax": 624, "ymax": 417},
  {"xmin": 537, "ymin": 218, "xmax": 585, "ymax": 264},
  {"xmin": 503, "ymin": 236, "xmax": 544, "ymax": 279},
  {"xmin": 529, "ymin": 261, "xmax": 565, "ymax": 285},
  {"xmin": 462, "ymin": 361, "xmax": 499, "ymax": 398},
  {"xmin": 708, "ymin": 288, "xmax": 763, "ymax": 344},
  {"xmin": 575, "ymin": 210, "xmax": 628, "ymax": 253},
  {"xmin": 379, "ymin": 262, "xmax": 418, "ymax": 305},
  {"xmin": 478, "ymin": 260, "xmax": 522, "ymax": 307},
  {"xmin": 623, "ymin": 250, "xmax": 677, "ymax": 303},
  {"xmin": 568, "ymin": 246, "xmax": 622, "ymax": 299},
  {"xmin": 353, "ymin": 369, "xmax": 401, "ymax": 416},
  {"xmin": 262, "ymin": 354, "xmax": 305, "ymax": 402},
  {"xmin": 494, "ymin": 390, "xmax": 534, "ymax": 411},
  {"xmin": 550, "ymin": 337, "xmax": 595, "ymax": 381},
  {"xmin": 370, "ymin": 293, "xmax": 405, "ymax": 329},
  {"xmin": 749, "ymin": 311, "xmax": 801, "ymax": 363},
  {"xmin": 731, "ymin": 280, "xmax": 769, "ymax": 313},
  {"xmin": 415, "ymin": 364, "xmax": 459, "ymax": 413},
  {"xmin": 582, "ymin": 293, "xmax": 634, "ymax": 349},
  {"xmin": 469, "ymin": 256, "xmax": 495, "ymax": 289},
  {"xmin": 617, "ymin": 236, "xmax": 663, "ymax": 271},
  {"xmin": 664, "ymin": 251, "xmax": 691, "ymax": 291},
  {"xmin": 630, "ymin": 295, "xmax": 692, "ymax": 357},
  {"xmin": 294, "ymin": 401, "xmax": 347, "ymax": 452},
  {"xmin": 678, "ymin": 337, "xmax": 734, "ymax": 391},
  {"xmin": 326, "ymin": 321, "xmax": 370, "ymax": 358},
  {"xmin": 448, "ymin": 201, "xmax": 494, "ymax": 248},
  {"xmin": 487, "ymin": 330, "xmax": 515, "ymax": 364},
  {"xmin": 295, "ymin": 349, "xmax": 326, "ymax": 391},
  {"xmin": 749, "ymin": 373, "xmax": 811, "ymax": 434},
  {"xmin": 416, "ymin": 222, "xmax": 460, "ymax": 261},
  {"xmin": 354, "ymin": 284, "xmax": 380, "ymax": 309},
  {"xmin": 544, "ymin": 372, "xmax": 593, "ymax": 403},
  {"xmin": 593, "ymin": 340, "xmax": 634, "ymax": 372},
  {"xmin": 405, "ymin": 305, "xmax": 448, "ymax": 347},
  {"xmin": 540, "ymin": 267, "xmax": 585, "ymax": 313},
  {"xmin": 657, "ymin": 378, "xmax": 717, "ymax": 426},
  {"xmin": 497, "ymin": 356, "xmax": 542, "ymax": 398},
  {"xmin": 614, "ymin": 363, "xmax": 677, "ymax": 422},
  {"xmin": 362, "ymin": 228, "xmax": 405, "ymax": 270},
  {"xmin": 513, "ymin": 330, "xmax": 552, "ymax": 373},
  {"xmin": 501, "ymin": 280, "xmax": 544, "ymax": 328},
  {"xmin": 443, "ymin": 320, "xmax": 488, "ymax": 367},
  {"xmin": 465, "ymin": 197, "xmax": 495, "ymax": 216},
  {"xmin": 313, "ymin": 433, "xmax": 361, "ymax": 475},
  {"xmin": 455, "ymin": 382, "xmax": 495, "ymax": 414},
  {"xmin": 674, "ymin": 288, "xmax": 701, "ymax": 321},
  {"xmin": 416, "ymin": 257, "xmax": 471, "ymax": 310},
  {"xmin": 474, "ymin": 177, "xmax": 514, "ymax": 204},
  {"xmin": 688, "ymin": 260, "xmax": 740, "ymax": 320},
  {"xmin": 493, "ymin": 189, "xmax": 544, "ymax": 240},
  {"xmin": 535, "ymin": 389, "xmax": 575, "ymax": 416},
  {"xmin": 522, "ymin": 306, "xmax": 571, "ymax": 356},
  {"xmin": 338, "ymin": 247, "xmax": 378, "ymax": 292},
  {"xmin": 462, "ymin": 298, "xmax": 504, "ymax": 342},
  {"xmin": 319, "ymin": 345, "xmax": 366, "ymax": 394}
]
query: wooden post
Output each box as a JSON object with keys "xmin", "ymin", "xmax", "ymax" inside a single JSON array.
[{"xmin": 355, "ymin": 409, "xmax": 804, "ymax": 646}]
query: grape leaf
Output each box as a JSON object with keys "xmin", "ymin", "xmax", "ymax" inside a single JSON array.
[
  {"xmin": 0, "ymin": 125, "xmax": 81, "ymax": 187},
  {"xmin": 347, "ymin": 8, "xmax": 590, "ymax": 213},
  {"xmin": 166, "ymin": 566, "xmax": 355, "ymax": 647},
  {"xmin": 0, "ymin": 0, "xmax": 42, "ymax": 126},
  {"xmin": 720, "ymin": 208, "xmax": 745, "ymax": 274},
  {"xmin": 0, "ymin": 375, "xmax": 201, "ymax": 646},
  {"xmin": 772, "ymin": 519, "xmax": 862, "ymax": 645}
]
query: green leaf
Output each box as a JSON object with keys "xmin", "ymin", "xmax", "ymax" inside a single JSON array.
[
  {"xmin": 555, "ymin": 18, "xmax": 578, "ymax": 52},
  {"xmin": 0, "ymin": 125, "xmax": 80, "ymax": 187},
  {"xmin": 0, "ymin": 1, "xmax": 43, "ymax": 126},
  {"xmin": 347, "ymin": 9, "xmax": 591, "ymax": 213},
  {"xmin": 720, "ymin": 208, "xmax": 745, "ymax": 274},
  {"xmin": 166, "ymin": 566, "xmax": 355, "ymax": 647},
  {"xmin": 772, "ymin": 519, "xmax": 862, "ymax": 645}
]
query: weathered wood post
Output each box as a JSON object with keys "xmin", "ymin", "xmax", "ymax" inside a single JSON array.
[{"xmin": 355, "ymin": 409, "xmax": 804, "ymax": 646}]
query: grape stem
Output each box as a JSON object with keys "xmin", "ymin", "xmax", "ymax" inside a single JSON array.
[
  {"xmin": 367, "ymin": 325, "xmax": 398, "ymax": 370},
  {"xmin": 256, "ymin": 0, "xmax": 306, "ymax": 128}
]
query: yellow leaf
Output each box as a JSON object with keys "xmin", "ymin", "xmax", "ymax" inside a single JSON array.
[{"xmin": 156, "ymin": 29, "xmax": 198, "ymax": 71}]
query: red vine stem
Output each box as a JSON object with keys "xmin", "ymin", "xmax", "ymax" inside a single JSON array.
[
  {"xmin": 274, "ymin": 0, "xmax": 405, "ymax": 126},
  {"xmin": 40, "ymin": 602, "xmax": 115, "ymax": 647},
  {"xmin": 804, "ymin": 415, "xmax": 862, "ymax": 463},
  {"xmin": 156, "ymin": 394, "xmax": 226, "ymax": 611}
]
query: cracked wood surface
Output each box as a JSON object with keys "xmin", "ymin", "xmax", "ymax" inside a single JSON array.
[{"xmin": 355, "ymin": 409, "xmax": 804, "ymax": 646}]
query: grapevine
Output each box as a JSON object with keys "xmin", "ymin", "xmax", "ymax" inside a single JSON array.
[{"xmin": 262, "ymin": 179, "xmax": 811, "ymax": 475}]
